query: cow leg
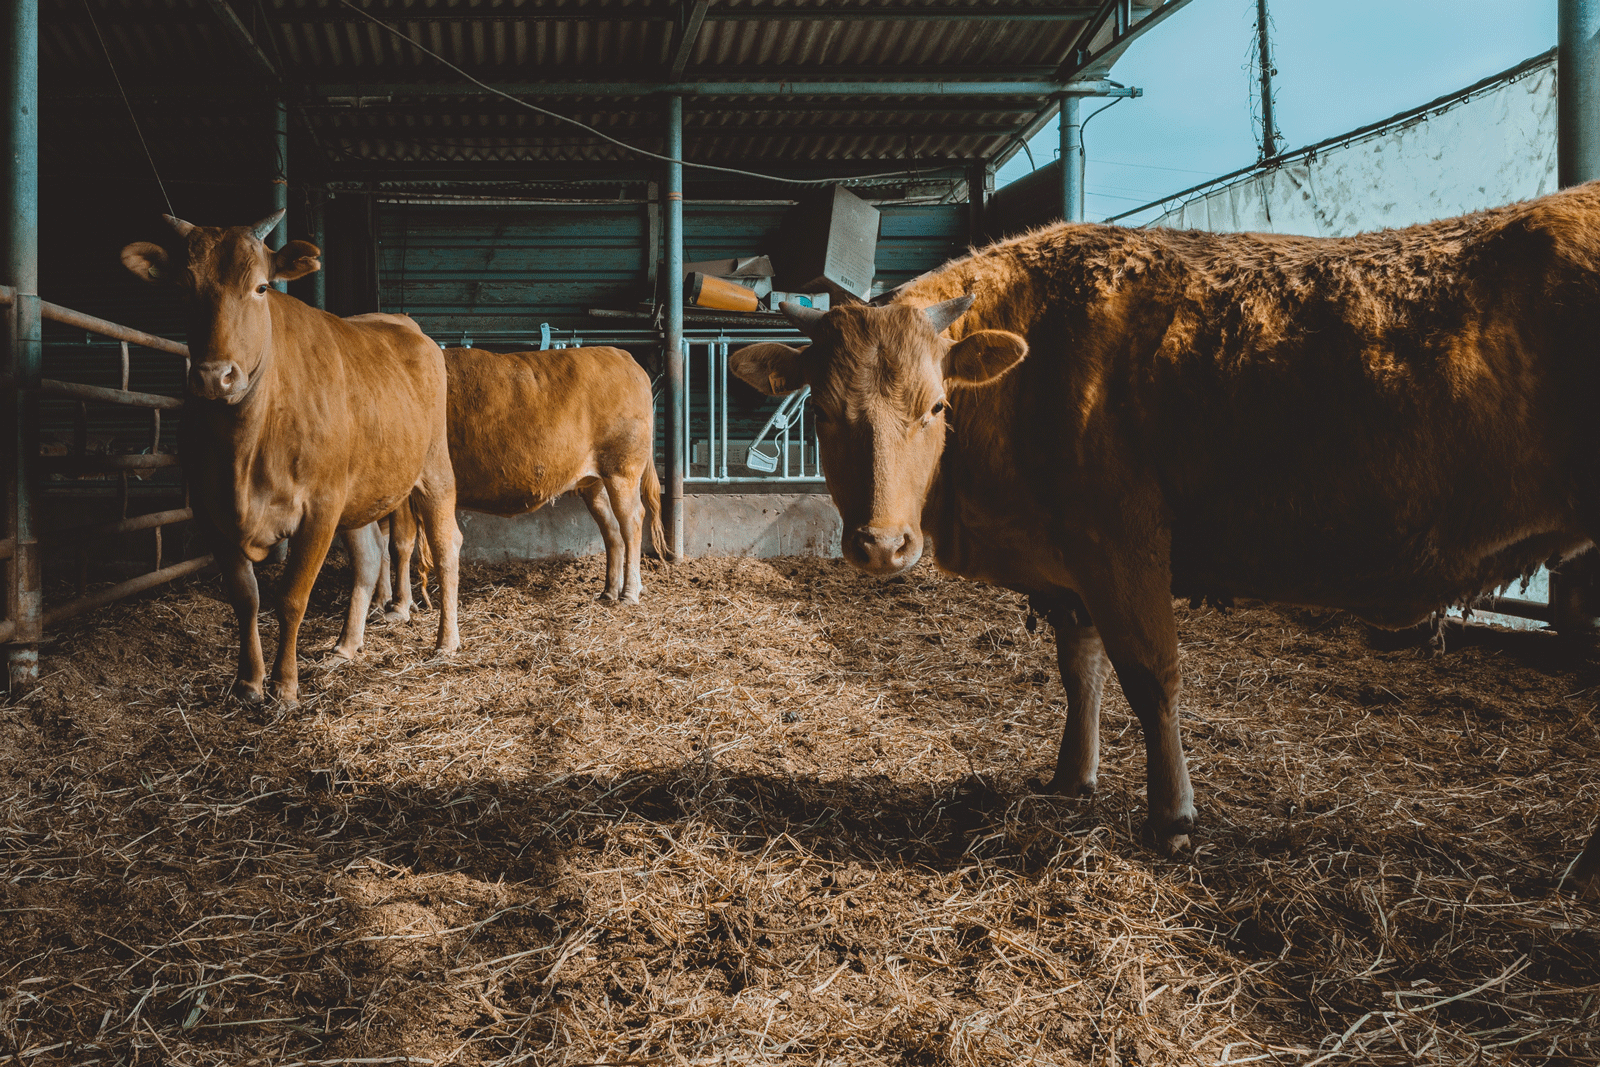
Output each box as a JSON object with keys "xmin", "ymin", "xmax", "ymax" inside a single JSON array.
[
  {"xmin": 216, "ymin": 541, "xmax": 267, "ymax": 704},
  {"xmin": 605, "ymin": 470, "xmax": 647, "ymax": 603},
  {"xmin": 1075, "ymin": 560, "xmax": 1195, "ymax": 854},
  {"xmin": 373, "ymin": 515, "xmax": 393, "ymax": 616},
  {"xmin": 333, "ymin": 522, "xmax": 383, "ymax": 661},
  {"xmin": 412, "ymin": 471, "xmax": 462, "ymax": 654},
  {"xmin": 384, "ymin": 498, "xmax": 418, "ymax": 623},
  {"xmin": 271, "ymin": 516, "xmax": 340, "ymax": 707},
  {"xmin": 1046, "ymin": 623, "xmax": 1111, "ymax": 798},
  {"xmin": 578, "ymin": 477, "xmax": 626, "ymax": 601}
]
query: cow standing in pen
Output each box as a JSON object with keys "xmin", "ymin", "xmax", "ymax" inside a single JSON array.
[
  {"xmin": 121, "ymin": 212, "xmax": 462, "ymax": 706},
  {"xmin": 381, "ymin": 345, "xmax": 665, "ymax": 614},
  {"xmin": 731, "ymin": 182, "xmax": 1600, "ymax": 892}
]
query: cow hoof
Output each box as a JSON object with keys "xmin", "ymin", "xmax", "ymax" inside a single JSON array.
[
  {"xmin": 382, "ymin": 607, "xmax": 411, "ymax": 624},
  {"xmin": 324, "ymin": 651, "xmax": 356, "ymax": 669},
  {"xmin": 621, "ymin": 592, "xmax": 642, "ymax": 605},
  {"xmin": 231, "ymin": 683, "xmax": 266, "ymax": 705},
  {"xmin": 1144, "ymin": 814, "xmax": 1196, "ymax": 857},
  {"xmin": 595, "ymin": 590, "xmax": 620, "ymax": 603},
  {"xmin": 1041, "ymin": 773, "xmax": 1097, "ymax": 799}
]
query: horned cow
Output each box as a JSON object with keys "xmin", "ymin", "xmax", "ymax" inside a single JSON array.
[
  {"xmin": 122, "ymin": 212, "xmax": 462, "ymax": 706},
  {"xmin": 731, "ymin": 182, "xmax": 1600, "ymax": 891}
]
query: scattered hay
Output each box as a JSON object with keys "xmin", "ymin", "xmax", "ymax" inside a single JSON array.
[{"xmin": 0, "ymin": 555, "xmax": 1596, "ymax": 1065}]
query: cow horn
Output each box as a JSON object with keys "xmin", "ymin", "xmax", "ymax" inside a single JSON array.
[
  {"xmin": 924, "ymin": 294, "xmax": 975, "ymax": 335},
  {"xmin": 251, "ymin": 210, "xmax": 286, "ymax": 242},
  {"xmin": 162, "ymin": 214, "xmax": 195, "ymax": 237},
  {"xmin": 779, "ymin": 301, "xmax": 827, "ymax": 337}
]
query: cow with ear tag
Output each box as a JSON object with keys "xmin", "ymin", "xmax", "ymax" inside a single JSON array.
[
  {"xmin": 732, "ymin": 194, "xmax": 1600, "ymax": 895},
  {"xmin": 121, "ymin": 212, "xmax": 462, "ymax": 707}
]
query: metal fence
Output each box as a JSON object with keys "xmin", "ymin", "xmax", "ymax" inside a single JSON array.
[
  {"xmin": 1, "ymin": 286, "xmax": 207, "ymax": 659},
  {"xmin": 682, "ymin": 331, "xmax": 821, "ymax": 485}
]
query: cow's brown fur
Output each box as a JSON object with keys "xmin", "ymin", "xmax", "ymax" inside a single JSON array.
[
  {"xmin": 122, "ymin": 215, "xmax": 461, "ymax": 706},
  {"xmin": 383, "ymin": 346, "xmax": 665, "ymax": 610},
  {"xmin": 732, "ymin": 182, "xmax": 1600, "ymax": 888}
]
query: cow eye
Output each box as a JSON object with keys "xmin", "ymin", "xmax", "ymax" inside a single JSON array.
[
  {"xmin": 255, "ymin": 283, "xmax": 269, "ymax": 294},
  {"xmin": 930, "ymin": 400, "xmax": 948, "ymax": 417}
]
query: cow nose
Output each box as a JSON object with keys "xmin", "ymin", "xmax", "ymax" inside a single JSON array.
[
  {"xmin": 849, "ymin": 525, "xmax": 917, "ymax": 575},
  {"xmin": 190, "ymin": 361, "xmax": 244, "ymax": 400}
]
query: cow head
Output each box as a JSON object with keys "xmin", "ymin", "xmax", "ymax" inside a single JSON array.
[
  {"xmin": 120, "ymin": 212, "xmax": 321, "ymax": 403},
  {"xmin": 731, "ymin": 299, "xmax": 1028, "ymax": 576}
]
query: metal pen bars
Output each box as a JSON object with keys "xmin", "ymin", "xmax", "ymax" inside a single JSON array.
[
  {"xmin": 681, "ymin": 333, "xmax": 823, "ymax": 484},
  {"xmin": 0, "ymin": 284, "xmax": 209, "ymax": 649}
]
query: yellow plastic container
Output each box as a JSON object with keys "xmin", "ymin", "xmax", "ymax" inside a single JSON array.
[{"xmin": 686, "ymin": 272, "xmax": 759, "ymax": 312}]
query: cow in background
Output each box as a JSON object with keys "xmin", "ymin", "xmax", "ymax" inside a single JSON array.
[
  {"xmin": 731, "ymin": 183, "xmax": 1600, "ymax": 892},
  {"xmin": 121, "ymin": 212, "xmax": 462, "ymax": 706},
  {"xmin": 383, "ymin": 345, "xmax": 664, "ymax": 612}
]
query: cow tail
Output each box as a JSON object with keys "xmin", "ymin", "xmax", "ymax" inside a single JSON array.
[{"xmin": 643, "ymin": 459, "xmax": 669, "ymax": 564}]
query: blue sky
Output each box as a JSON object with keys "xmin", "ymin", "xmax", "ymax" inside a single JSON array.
[{"xmin": 993, "ymin": 0, "xmax": 1560, "ymax": 224}]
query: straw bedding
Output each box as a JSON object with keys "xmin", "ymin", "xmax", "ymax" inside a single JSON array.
[{"xmin": 1, "ymin": 554, "xmax": 1596, "ymax": 1065}]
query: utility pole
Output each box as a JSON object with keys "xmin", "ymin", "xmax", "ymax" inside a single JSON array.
[{"xmin": 1255, "ymin": 0, "xmax": 1279, "ymax": 161}]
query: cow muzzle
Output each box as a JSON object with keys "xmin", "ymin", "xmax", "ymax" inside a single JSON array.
[
  {"xmin": 189, "ymin": 361, "xmax": 248, "ymax": 402},
  {"xmin": 846, "ymin": 524, "xmax": 921, "ymax": 576}
]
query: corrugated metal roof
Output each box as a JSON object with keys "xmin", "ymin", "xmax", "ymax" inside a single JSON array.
[{"xmin": 42, "ymin": 0, "xmax": 1182, "ymax": 182}]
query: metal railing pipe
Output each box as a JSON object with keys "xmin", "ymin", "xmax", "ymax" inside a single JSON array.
[
  {"xmin": 40, "ymin": 454, "xmax": 180, "ymax": 474},
  {"xmin": 55, "ymin": 507, "xmax": 193, "ymax": 542},
  {"xmin": 663, "ymin": 92, "xmax": 686, "ymax": 559},
  {"xmin": 43, "ymin": 555, "xmax": 213, "ymax": 628},
  {"xmin": 40, "ymin": 378, "xmax": 185, "ymax": 410},
  {"xmin": 39, "ymin": 300, "xmax": 190, "ymax": 357}
]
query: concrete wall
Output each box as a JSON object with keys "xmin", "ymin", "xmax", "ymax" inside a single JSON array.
[{"xmin": 459, "ymin": 492, "xmax": 842, "ymax": 561}]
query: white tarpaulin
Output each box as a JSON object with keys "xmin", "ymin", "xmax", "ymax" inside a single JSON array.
[{"xmin": 1151, "ymin": 56, "xmax": 1557, "ymax": 236}]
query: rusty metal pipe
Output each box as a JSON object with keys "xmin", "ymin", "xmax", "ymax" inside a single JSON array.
[
  {"xmin": 39, "ymin": 300, "xmax": 189, "ymax": 357},
  {"xmin": 40, "ymin": 378, "xmax": 184, "ymax": 410},
  {"xmin": 40, "ymin": 454, "xmax": 179, "ymax": 474},
  {"xmin": 53, "ymin": 507, "xmax": 192, "ymax": 542},
  {"xmin": 43, "ymin": 554, "xmax": 213, "ymax": 628}
]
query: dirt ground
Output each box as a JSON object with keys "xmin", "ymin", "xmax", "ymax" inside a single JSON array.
[{"xmin": 1, "ymin": 553, "xmax": 1597, "ymax": 1066}]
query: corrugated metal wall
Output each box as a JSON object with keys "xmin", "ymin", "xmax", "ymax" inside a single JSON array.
[{"xmin": 376, "ymin": 200, "xmax": 970, "ymax": 337}]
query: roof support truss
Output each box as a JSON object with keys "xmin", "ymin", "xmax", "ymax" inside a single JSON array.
[{"xmin": 197, "ymin": 0, "xmax": 277, "ymax": 80}]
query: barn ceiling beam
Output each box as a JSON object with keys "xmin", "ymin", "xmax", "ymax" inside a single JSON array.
[
  {"xmin": 309, "ymin": 79, "xmax": 1064, "ymax": 99},
  {"xmin": 667, "ymin": 1, "xmax": 710, "ymax": 79},
  {"xmin": 197, "ymin": 0, "xmax": 278, "ymax": 80},
  {"xmin": 171, "ymin": 3, "xmax": 1110, "ymax": 23},
  {"xmin": 1055, "ymin": 0, "xmax": 1192, "ymax": 82},
  {"xmin": 988, "ymin": 0, "xmax": 1185, "ymax": 173}
]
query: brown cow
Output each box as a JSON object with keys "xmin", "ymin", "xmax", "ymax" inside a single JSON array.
[
  {"xmin": 730, "ymin": 183, "xmax": 1600, "ymax": 891},
  {"xmin": 382, "ymin": 345, "xmax": 664, "ymax": 612},
  {"xmin": 121, "ymin": 212, "xmax": 462, "ymax": 706}
]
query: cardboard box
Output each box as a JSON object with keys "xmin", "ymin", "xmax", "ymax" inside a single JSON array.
[
  {"xmin": 680, "ymin": 255, "xmax": 773, "ymax": 300},
  {"xmin": 776, "ymin": 185, "xmax": 880, "ymax": 302}
]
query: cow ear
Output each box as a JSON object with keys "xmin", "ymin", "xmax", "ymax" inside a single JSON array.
[
  {"xmin": 730, "ymin": 342, "xmax": 808, "ymax": 396},
  {"xmin": 272, "ymin": 240, "xmax": 322, "ymax": 282},
  {"xmin": 121, "ymin": 241, "xmax": 170, "ymax": 284},
  {"xmin": 944, "ymin": 329, "xmax": 1028, "ymax": 385}
]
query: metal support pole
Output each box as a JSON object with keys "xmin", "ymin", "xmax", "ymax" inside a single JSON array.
[
  {"xmin": 966, "ymin": 161, "xmax": 988, "ymax": 245},
  {"xmin": 1554, "ymin": 0, "xmax": 1600, "ymax": 633},
  {"xmin": 1059, "ymin": 93, "xmax": 1083, "ymax": 223},
  {"xmin": 663, "ymin": 93, "xmax": 685, "ymax": 560},
  {"xmin": 268, "ymin": 96, "xmax": 288, "ymax": 292},
  {"xmin": 310, "ymin": 190, "xmax": 326, "ymax": 310},
  {"xmin": 1255, "ymin": 0, "xmax": 1279, "ymax": 161},
  {"xmin": 2, "ymin": 0, "xmax": 39, "ymax": 690},
  {"xmin": 1561, "ymin": 0, "xmax": 1600, "ymax": 186}
]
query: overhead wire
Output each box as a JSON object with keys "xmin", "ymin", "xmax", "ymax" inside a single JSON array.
[
  {"xmin": 83, "ymin": 0, "xmax": 174, "ymax": 215},
  {"xmin": 335, "ymin": 0, "xmax": 972, "ymax": 189}
]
